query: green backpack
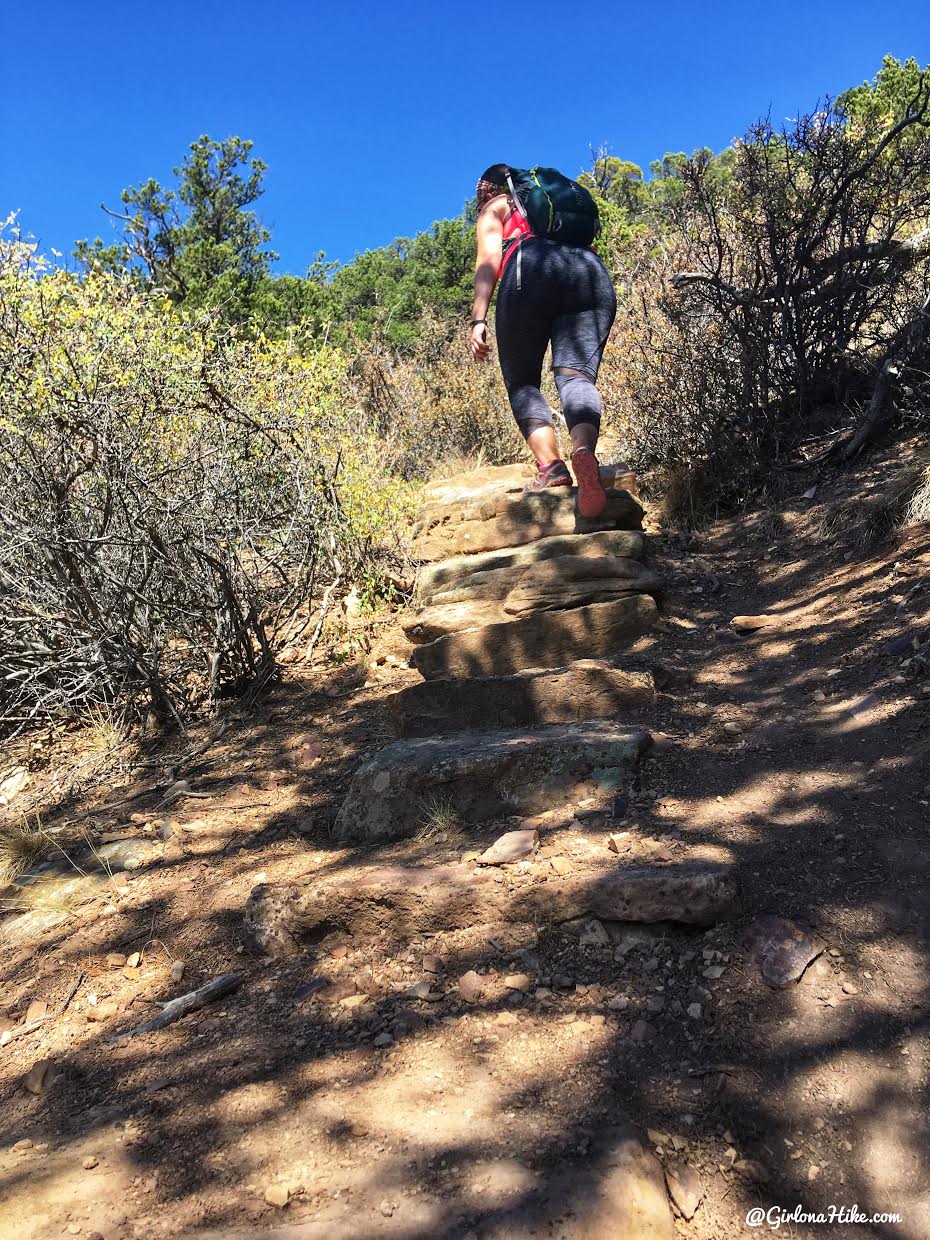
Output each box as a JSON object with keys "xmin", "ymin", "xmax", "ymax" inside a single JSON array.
[{"xmin": 505, "ymin": 166, "xmax": 600, "ymax": 246}]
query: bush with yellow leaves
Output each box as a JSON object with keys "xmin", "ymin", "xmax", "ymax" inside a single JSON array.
[{"xmin": 0, "ymin": 226, "xmax": 412, "ymax": 732}]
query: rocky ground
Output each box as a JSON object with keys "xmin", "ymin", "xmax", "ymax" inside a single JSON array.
[{"xmin": 0, "ymin": 446, "xmax": 928, "ymax": 1239}]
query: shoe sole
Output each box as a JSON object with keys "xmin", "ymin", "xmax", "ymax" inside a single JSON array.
[{"xmin": 572, "ymin": 452, "xmax": 607, "ymax": 518}]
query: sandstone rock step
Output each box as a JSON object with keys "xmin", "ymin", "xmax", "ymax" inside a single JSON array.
[
  {"xmin": 405, "ymin": 557, "xmax": 663, "ymax": 643},
  {"xmin": 420, "ymin": 460, "xmax": 638, "ymax": 509},
  {"xmin": 334, "ymin": 722, "xmax": 652, "ymax": 845},
  {"xmin": 425, "ymin": 553, "xmax": 656, "ymax": 607},
  {"xmin": 411, "ymin": 488, "xmax": 643, "ymax": 562},
  {"xmin": 416, "ymin": 529, "xmax": 646, "ymax": 602},
  {"xmin": 388, "ymin": 661, "xmax": 656, "ymax": 737},
  {"xmin": 410, "ymin": 594, "xmax": 657, "ymax": 680},
  {"xmin": 245, "ymin": 858, "xmax": 740, "ymax": 957},
  {"xmin": 420, "ymin": 462, "xmax": 535, "ymax": 507}
]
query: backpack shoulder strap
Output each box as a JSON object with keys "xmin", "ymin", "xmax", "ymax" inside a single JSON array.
[{"xmin": 505, "ymin": 171, "xmax": 528, "ymax": 220}]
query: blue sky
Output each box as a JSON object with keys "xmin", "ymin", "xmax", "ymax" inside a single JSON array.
[{"xmin": 1, "ymin": 2, "xmax": 927, "ymax": 273}]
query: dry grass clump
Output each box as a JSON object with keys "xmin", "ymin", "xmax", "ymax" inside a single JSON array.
[
  {"xmin": 904, "ymin": 462, "xmax": 930, "ymax": 525},
  {"xmin": 80, "ymin": 705, "xmax": 130, "ymax": 758},
  {"xmin": 0, "ymin": 815, "xmax": 47, "ymax": 886},
  {"xmin": 817, "ymin": 457, "xmax": 930, "ymax": 549},
  {"xmin": 354, "ymin": 312, "xmax": 525, "ymax": 481},
  {"xmin": 415, "ymin": 792, "xmax": 460, "ymax": 840}
]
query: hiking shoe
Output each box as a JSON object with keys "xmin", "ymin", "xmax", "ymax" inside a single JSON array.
[
  {"xmin": 571, "ymin": 447, "xmax": 607, "ymax": 518},
  {"xmin": 524, "ymin": 459, "xmax": 572, "ymax": 492}
]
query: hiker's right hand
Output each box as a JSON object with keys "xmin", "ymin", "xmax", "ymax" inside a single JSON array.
[{"xmin": 469, "ymin": 322, "xmax": 491, "ymax": 362}]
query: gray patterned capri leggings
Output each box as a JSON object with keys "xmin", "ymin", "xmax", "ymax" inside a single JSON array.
[{"xmin": 495, "ymin": 237, "xmax": 617, "ymax": 437}]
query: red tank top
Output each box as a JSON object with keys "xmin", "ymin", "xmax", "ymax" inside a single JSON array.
[{"xmin": 499, "ymin": 202, "xmax": 532, "ymax": 277}]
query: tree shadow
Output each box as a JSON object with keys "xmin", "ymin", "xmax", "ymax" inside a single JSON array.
[{"xmin": 0, "ymin": 478, "xmax": 929, "ymax": 1236}]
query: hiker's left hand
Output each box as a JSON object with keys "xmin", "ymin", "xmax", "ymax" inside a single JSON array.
[{"xmin": 469, "ymin": 323, "xmax": 491, "ymax": 362}]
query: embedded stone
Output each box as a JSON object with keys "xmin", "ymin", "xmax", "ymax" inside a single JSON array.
[
  {"xmin": 419, "ymin": 463, "xmax": 535, "ymax": 509},
  {"xmin": 665, "ymin": 1162, "xmax": 703, "ymax": 1220},
  {"xmin": 333, "ymin": 723, "xmax": 651, "ymax": 844},
  {"xmin": 245, "ymin": 859, "xmax": 740, "ymax": 958},
  {"xmin": 492, "ymin": 1124, "xmax": 675, "ymax": 1238}
]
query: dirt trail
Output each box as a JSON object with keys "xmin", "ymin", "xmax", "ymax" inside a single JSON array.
[{"xmin": 0, "ymin": 451, "xmax": 928, "ymax": 1239}]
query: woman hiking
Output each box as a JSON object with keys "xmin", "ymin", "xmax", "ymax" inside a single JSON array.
[{"xmin": 468, "ymin": 163, "xmax": 617, "ymax": 519}]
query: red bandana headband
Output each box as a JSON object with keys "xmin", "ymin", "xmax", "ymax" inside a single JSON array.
[{"xmin": 476, "ymin": 178, "xmax": 507, "ymax": 211}]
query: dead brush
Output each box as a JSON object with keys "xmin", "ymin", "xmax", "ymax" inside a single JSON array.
[
  {"xmin": 650, "ymin": 461, "xmax": 724, "ymax": 528},
  {"xmin": 818, "ymin": 457, "xmax": 930, "ymax": 549},
  {"xmin": 0, "ymin": 814, "xmax": 47, "ymax": 886},
  {"xmin": 427, "ymin": 448, "xmax": 490, "ymax": 483}
]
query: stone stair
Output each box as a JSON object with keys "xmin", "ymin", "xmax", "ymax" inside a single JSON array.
[{"xmin": 247, "ymin": 460, "xmax": 741, "ymax": 949}]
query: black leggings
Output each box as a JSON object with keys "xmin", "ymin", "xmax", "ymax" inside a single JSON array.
[{"xmin": 495, "ymin": 237, "xmax": 617, "ymax": 438}]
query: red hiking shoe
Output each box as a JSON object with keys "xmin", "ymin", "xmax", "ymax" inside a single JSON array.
[
  {"xmin": 524, "ymin": 459, "xmax": 572, "ymax": 493},
  {"xmin": 571, "ymin": 447, "xmax": 607, "ymax": 518}
]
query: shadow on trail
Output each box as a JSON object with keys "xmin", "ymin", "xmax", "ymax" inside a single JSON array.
[{"xmin": 0, "ymin": 482, "xmax": 928, "ymax": 1237}]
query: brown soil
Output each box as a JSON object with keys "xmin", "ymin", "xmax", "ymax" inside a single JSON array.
[{"xmin": 0, "ymin": 445, "xmax": 928, "ymax": 1239}]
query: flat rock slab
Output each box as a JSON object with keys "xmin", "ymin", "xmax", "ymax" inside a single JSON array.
[
  {"xmin": 419, "ymin": 462, "xmax": 535, "ymax": 508},
  {"xmin": 478, "ymin": 829, "xmax": 539, "ymax": 864},
  {"xmin": 245, "ymin": 859, "xmax": 739, "ymax": 957},
  {"xmin": 744, "ymin": 915, "xmax": 823, "ymax": 987},
  {"xmin": 417, "ymin": 530, "xmax": 646, "ymax": 601},
  {"xmin": 421, "ymin": 554, "xmax": 657, "ymax": 611},
  {"xmin": 410, "ymin": 595, "xmax": 658, "ymax": 680},
  {"xmin": 504, "ymin": 570, "xmax": 663, "ymax": 616},
  {"xmin": 418, "ymin": 483, "xmax": 641, "ymax": 530},
  {"xmin": 334, "ymin": 722, "xmax": 651, "ymax": 844},
  {"xmin": 411, "ymin": 488, "xmax": 644, "ymax": 562},
  {"xmin": 388, "ymin": 661, "xmax": 656, "ymax": 737}
]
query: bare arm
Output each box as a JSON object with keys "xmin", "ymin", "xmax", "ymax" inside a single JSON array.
[{"xmin": 469, "ymin": 201, "xmax": 505, "ymax": 361}]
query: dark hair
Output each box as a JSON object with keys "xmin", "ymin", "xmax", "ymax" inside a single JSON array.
[{"xmin": 479, "ymin": 164, "xmax": 510, "ymax": 187}]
